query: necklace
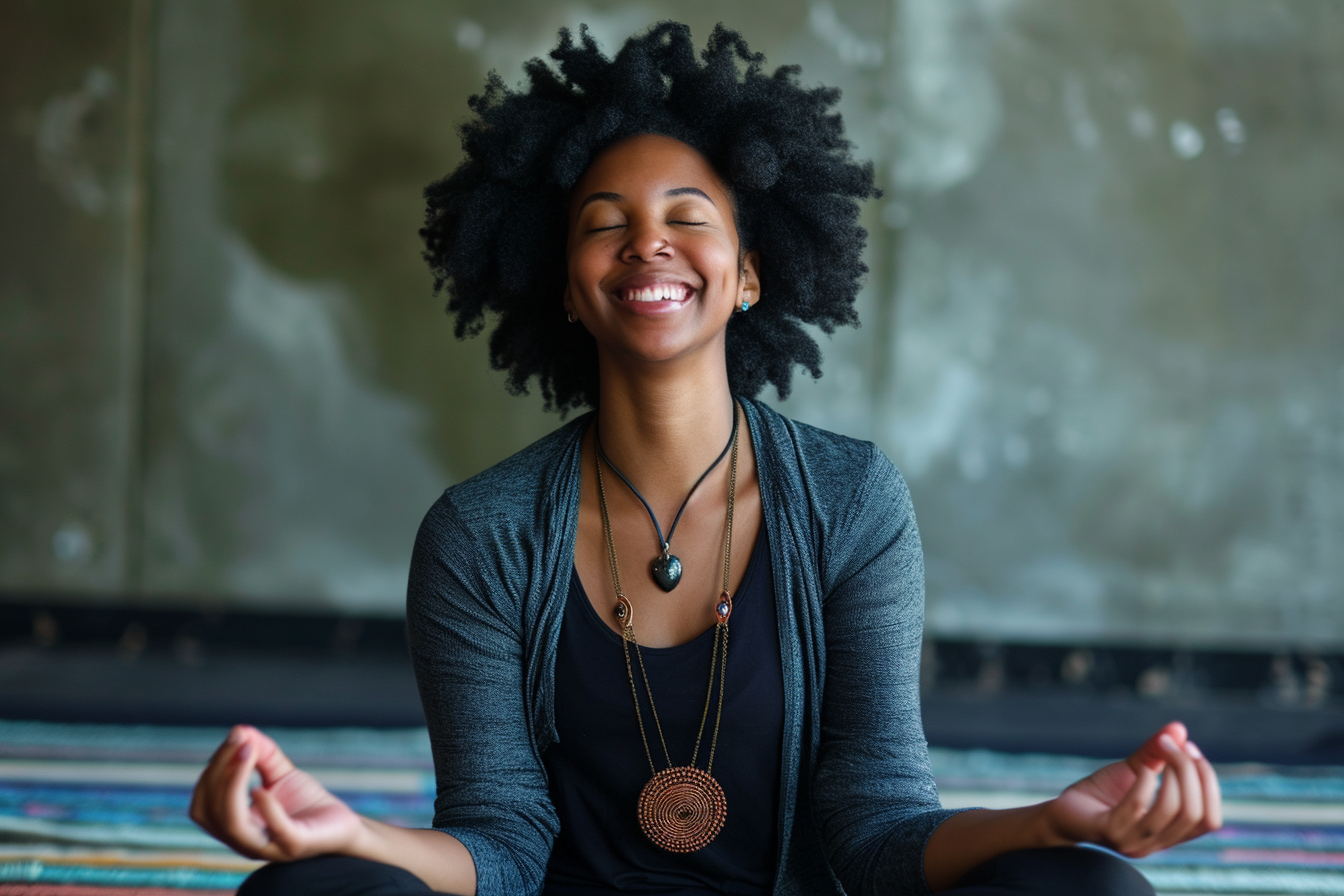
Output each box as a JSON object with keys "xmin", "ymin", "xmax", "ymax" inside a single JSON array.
[
  {"xmin": 595, "ymin": 405, "xmax": 738, "ymax": 592},
  {"xmin": 594, "ymin": 403, "xmax": 740, "ymax": 853}
]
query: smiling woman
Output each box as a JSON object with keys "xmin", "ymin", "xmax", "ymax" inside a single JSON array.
[
  {"xmin": 418, "ymin": 22, "xmax": 877, "ymax": 413},
  {"xmin": 189, "ymin": 21, "xmax": 1220, "ymax": 896},
  {"xmin": 564, "ymin": 135, "xmax": 758, "ymax": 373}
]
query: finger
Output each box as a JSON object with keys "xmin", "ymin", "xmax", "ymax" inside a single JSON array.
[
  {"xmin": 1190, "ymin": 742, "xmax": 1223, "ymax": 833},
  {"xmin": 197, "ymin": 725, "xmax": 242, "ymax": 770},
  {"xmin": 1128, "ymin": 721, "xmax": 1187, "ymax": 774},
  {"xmin": 1135, "ymin": 745, "xmax": 1183, "ymax": 843},
  {"xmin": 202, "ymin": 726, "xmax": 252, "ymax": 779},
  {"xmin": 190, "ymin": 731, "xmax": 249, "ymax": 834},
  {"xmin": 219, "ymin": 739, "xmax": 270, "ymax": 855},
  {"xmin": 200, "ymin": 727, "xmax": 251, "ymax": 786},
  {"xmin": 1152, "ymin": 737, "xmax": 1206, "ymax": 849},
  {"xmin": 189, "ymin": 760, "xmax": 207, "ymax": 827},
  {"xmin": 251, "ymin": 786, "xmax": 304, "ymax": 860},
  {"xmin": 248, "ymin": 730, "xmax": 297, "ymax": 788},
  {"xmin": 1103, "ymin": 760, "xmax": 1160, "ymax": 845},
  {"xmin": 1115, "ymin": 778, "xmax": 1175, "ymax": 857}
]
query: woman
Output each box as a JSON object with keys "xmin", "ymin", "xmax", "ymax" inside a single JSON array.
[{"xmin": 191, "ymin": 23, "xmax": 1221, "ymax": 896}]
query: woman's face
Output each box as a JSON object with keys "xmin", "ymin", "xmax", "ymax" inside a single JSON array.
[{"xmin": 565, "ymin": 134, "xmax": 759, "ymax": 370}]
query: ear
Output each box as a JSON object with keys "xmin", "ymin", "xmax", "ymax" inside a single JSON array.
[
  {"xmin": 738, "ymin": 250, "xmax": 761, "ymax": 309},
  {"xmin": 562, "ymin": 285, "xmax": 574, "ymax": 316}
]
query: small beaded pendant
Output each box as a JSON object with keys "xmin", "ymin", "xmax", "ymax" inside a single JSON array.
[{"xmin": 614, "ymin": 595, "xmax": 635, "ymax": 641}]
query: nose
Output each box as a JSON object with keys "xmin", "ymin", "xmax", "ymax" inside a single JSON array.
[{"xmin": 620, "ymin": 215, "xmax": 674, "ymax": 263}]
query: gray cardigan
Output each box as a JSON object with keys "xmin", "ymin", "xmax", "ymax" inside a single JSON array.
[{"xmin": 406, "ymin": 398, "xmax": 960, "ymax": 896}]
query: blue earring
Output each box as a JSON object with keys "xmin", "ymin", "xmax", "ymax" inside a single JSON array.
[{"xmin": 739, "ymin": 300, "xmax": 750, "ymax": 313}]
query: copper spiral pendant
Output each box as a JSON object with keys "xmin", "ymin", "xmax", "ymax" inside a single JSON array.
[{"xmin": 637, "ymin": 766, "xmax": 727, "ymax": 853}]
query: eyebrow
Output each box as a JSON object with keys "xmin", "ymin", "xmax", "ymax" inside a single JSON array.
[{"xmin": 577, "ymin": 187, "xmax": 717, "ymax": 210}]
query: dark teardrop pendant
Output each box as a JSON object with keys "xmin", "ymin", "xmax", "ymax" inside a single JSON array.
[{"xmin": 651, "ymin": 553, "xmax": 682, "ymax": 592}]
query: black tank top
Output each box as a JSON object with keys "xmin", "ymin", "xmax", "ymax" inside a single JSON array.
[{"xmin": 543, "ymin": 522, "xmax": 784, "ymax": 896}]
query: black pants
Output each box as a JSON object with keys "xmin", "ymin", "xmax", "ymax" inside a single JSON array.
[{"xmin": 237, "ymin": 847, "xmax": 1155, "ymax": 896}]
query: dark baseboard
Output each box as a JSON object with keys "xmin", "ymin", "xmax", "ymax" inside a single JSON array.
[{"xmin": 2, "ymin": 600, "xmax": 1340, "ymax": 763}]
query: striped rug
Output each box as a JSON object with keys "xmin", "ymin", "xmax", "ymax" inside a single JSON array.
[{"xmin": 1, "ymin": 721, "xmax": 1340, "ymax": 895}]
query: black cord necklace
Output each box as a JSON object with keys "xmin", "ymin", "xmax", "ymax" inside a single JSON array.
[{"xmin": 594, "ymin": 402, "xmax": 739, "ymax": 592}]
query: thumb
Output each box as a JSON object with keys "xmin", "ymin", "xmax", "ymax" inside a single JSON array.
[
  {"xmin": 1128, "ymin": 720, "xmax": 1187, "ymax": 773},
  {"xmin": 238, "ymin": 727, "xmax": 297, "ymax": 788}
]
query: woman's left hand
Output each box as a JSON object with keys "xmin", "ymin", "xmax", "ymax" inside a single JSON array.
[{"xmin": 1043, "ymin": 721, "xmax": 1222, "ymax": 857}]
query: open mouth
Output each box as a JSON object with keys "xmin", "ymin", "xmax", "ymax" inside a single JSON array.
[{"xmin": 617, "ymin": 283, "xmax": 694, "ymax": 303}]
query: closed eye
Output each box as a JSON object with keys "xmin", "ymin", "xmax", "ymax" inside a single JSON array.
[{"xmin": 585, "ymin": 220, "xmax": 705, "ymax": 232}]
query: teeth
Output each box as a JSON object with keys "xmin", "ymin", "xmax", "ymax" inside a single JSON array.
[{"xmin": 623, "ymin": 284, "xmax": 687, "ymax": 302}]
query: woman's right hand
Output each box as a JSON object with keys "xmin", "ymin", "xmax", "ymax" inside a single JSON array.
[{"xmin": 190, "ymin": 725, "xmax": 364, "ymax": 861}]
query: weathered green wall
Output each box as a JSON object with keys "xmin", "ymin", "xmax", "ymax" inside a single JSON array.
[{"xmin": 2, "ymin": 1, "xmax": 1341, "ymax": 646}]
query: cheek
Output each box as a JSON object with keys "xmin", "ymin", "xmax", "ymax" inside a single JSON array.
[
  {"xmin": 703, "ymin": 243, "xmax": 743, "ymax": 289},
  {"xmin": 566, "ymin": 246, "xmax": 606, "ymax": 294}
]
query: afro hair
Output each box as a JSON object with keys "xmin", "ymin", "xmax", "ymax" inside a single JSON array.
[{"xmin": 420, "ymin": 21, "xmax": 879, "ymax": 413}]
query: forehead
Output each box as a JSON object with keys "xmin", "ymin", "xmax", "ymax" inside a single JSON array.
[{"xmin": 570, "ymin": 134, "xmax": 730, "ymax": 209}]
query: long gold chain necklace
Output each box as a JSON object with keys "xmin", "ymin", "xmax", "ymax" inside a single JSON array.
[{"xmin": 594, "ymin": 403, "xmax": 739, "ymax": 853}]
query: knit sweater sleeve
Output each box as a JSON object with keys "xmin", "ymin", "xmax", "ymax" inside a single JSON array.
[
  {"xmin": 405, "ymin": 492, "xmax": 558, "ymax": 896},
  {"xmin": 811, "ymin": 444, "xmax": 964, "ymax": 896}
]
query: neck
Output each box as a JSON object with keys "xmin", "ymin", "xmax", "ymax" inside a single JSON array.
[{"xmin": 594, "ymin": 361, "xmax": 737, "ymax": 509}]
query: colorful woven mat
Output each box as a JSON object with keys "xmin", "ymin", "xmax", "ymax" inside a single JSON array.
[{"xmin": 1, "ymin": 722, "xmax": 1341, "ymax": 895}]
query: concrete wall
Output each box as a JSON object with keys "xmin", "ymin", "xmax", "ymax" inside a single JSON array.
[{"xmin": 2, "ymin": 0, "xmax": 1341, "ymax": 646}]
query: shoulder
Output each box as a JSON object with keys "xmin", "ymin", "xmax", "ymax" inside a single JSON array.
[
  {"xmin": 437, "ymin": 413, "xmax": 591, "ymax": 526},
  {"xmin": 743, "ymin": 398, "xmax": 906, "ymax": 514},
  {"xmin": 409, "ymin": 414, "xmax": 589, "ymax": 593},
  {"xmin": 744, "ymin": 399, "xmax": 916, "ymax": 596}
]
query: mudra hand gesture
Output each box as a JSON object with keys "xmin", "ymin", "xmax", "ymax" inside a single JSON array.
[
  {"xmin": 1046, "ymin": 721, "xmax": 1222, "ymax": 856},
  {"xmin": 924, "ymin": 720, "xmax": 1221, "ymax": 890},
  {"xmin": 190, "ymin": 725, "xmax": 362, "ymax": 861}
]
